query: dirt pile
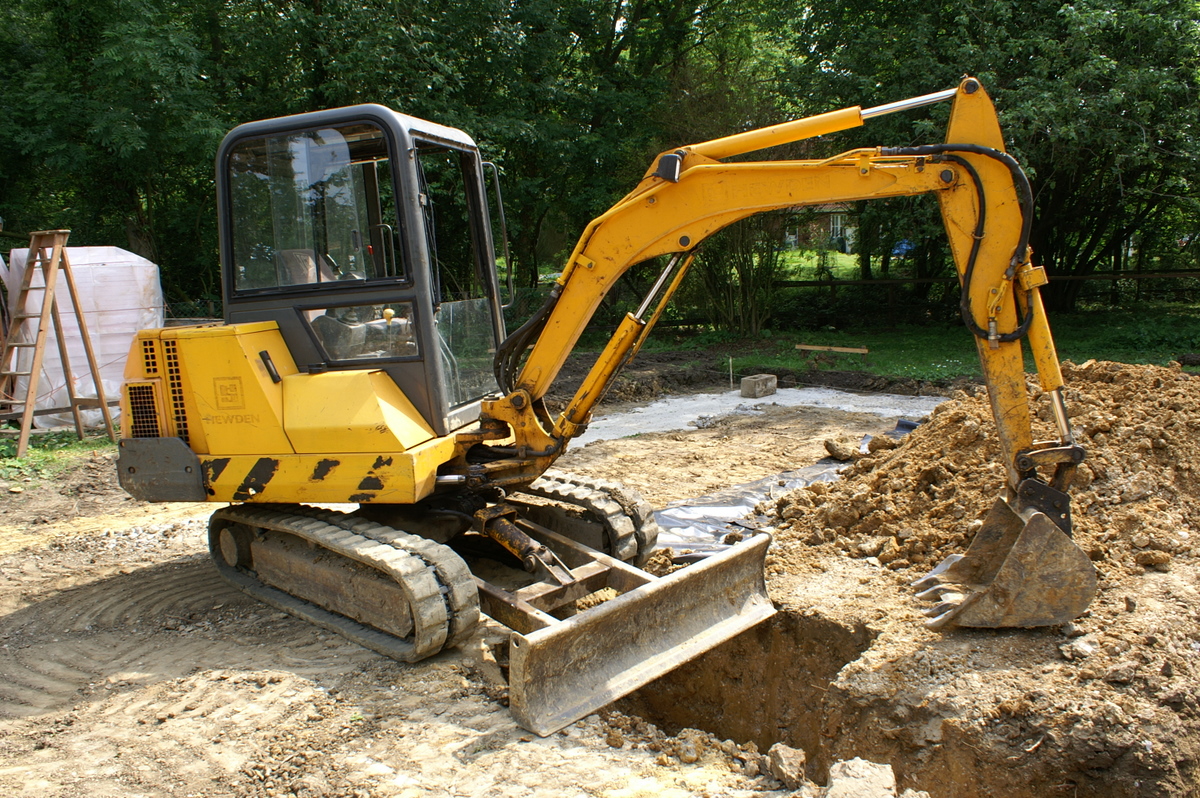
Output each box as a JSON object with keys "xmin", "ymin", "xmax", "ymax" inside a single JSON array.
[
  {"xmin": 748, "ymin": 360, "xmax": 1200, "ymax": 796},
  {"xmin": 768, "ymin": 359, "xmax": 1200, "ymax": 578},
  {"xmin": 0, "ymin": 450, "xmax": 131, "ymax": 529}
]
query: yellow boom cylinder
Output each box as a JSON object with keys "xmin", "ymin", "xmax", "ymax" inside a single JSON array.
[
  {"xmin": 689, "ymin": 106, "xmax": 864, "ymax": 160},
  {"xmin": 1024, "ymin": 289, "xmax": 1066, "ymax": 393},
  {"xmin": 553, "ymin": 312, "xmax": 646, "ymax": 440}
]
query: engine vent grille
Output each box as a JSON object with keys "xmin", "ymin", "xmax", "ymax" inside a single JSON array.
[
  {"xmin": 126, "ymin": 383, "xmax": 161, "ymax": 438},
  {"xmin": 141, "ymin": 339, "xmax": 159, "ymax": 376},
  {"xmin": 163, "ymin": 339, "xmax": 189, "ymax": 443}
]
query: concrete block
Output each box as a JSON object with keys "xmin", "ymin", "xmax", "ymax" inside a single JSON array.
[{"xmin": 740, "ymin": 373, "xmax": 777, "ymax": 398}]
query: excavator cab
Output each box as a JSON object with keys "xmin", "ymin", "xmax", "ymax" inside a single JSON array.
[{"xmin": 215, "ymin": 106, "xmax": 506, "ymax": 437}]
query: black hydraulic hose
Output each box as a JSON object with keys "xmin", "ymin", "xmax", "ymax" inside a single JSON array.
[
  {"xmin": 493, "ymin": 282, "xmax": 562, "ymax": 393},
  {"xmin": 940, "ymin": 152, "xmax": 1031, "ymax": 342},
  {"xmin": 882, "ymin": 144, "xmax": 1036, "ymax": 343}
]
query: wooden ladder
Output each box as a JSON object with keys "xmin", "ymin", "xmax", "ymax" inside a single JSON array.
[{"xmin": 0, "ymin": 230, "xmax": 116, "ymax": 457}]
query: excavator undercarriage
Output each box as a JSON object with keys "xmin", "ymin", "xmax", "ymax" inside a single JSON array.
[{"xmin": 201, "ymin": 473, "xmax": 773, "ymax": 735}]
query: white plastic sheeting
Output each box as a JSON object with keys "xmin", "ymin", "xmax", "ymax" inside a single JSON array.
[
  {"xmin": 569, "ymin": 389, "xmax": 937, "ymax": 555},
  {"xmin": 573, "ymin": 386, "xmax": 945, "ymax": 446},
  {"xmin": 655, "ymin": 421, "xmax": 923, "ymax": 555},
  {"xmin": 2, "ymin": 246, "xmax": 164, "ymax": 428},
  {"xmin": 655, "ymin": 463, "xmax": 843, "ymax": 555}
]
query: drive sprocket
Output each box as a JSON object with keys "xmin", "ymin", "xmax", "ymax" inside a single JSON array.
[{"xmin": 509, "ymin": 470, "xmax": 659, "ymax": 564}]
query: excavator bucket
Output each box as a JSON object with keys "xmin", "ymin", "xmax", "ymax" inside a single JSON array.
[
  {"xmin": 481, "ymin": 527, "xmax": 775, "ymax": 736},
  {"xmin": 913, "ymin": 496, "xmax": 1097, "ymax": 630}
]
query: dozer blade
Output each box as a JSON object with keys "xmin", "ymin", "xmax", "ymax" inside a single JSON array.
[
  {"xmin": 914, "ymin": 497, "xmax": 1097, "ymax": 630},
  {"xmin": 505, "ymin": 532, "xmax": 775, "ymax": 736}
]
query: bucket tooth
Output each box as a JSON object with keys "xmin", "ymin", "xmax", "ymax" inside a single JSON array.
[
  {"xmin": 913, "ymin": 498, "xmax": 1097, "ymax": 629},
  {"xmin": 915, "ymin": 583, "xmax": 963, "ymax": 602},
  {"xmin": 924, "ymin": 592, "xmax": 982, "ymax": 631},
  {"xmin": 916, "ymin": 585, "xmax": 964, "ymax": 604},
  {"xmin": 910, "ymin": 554, "xmax": 965, "ymax": 592}
]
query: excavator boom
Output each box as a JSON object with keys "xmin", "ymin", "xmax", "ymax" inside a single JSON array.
[{"xmin": 482, "ymin": 76, "xmax": 1096, "ymax": 628}]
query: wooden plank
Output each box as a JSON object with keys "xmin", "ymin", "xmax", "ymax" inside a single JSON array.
[
  {"xmin": 0, "ymin": 399, "xmax": 120, "ymax": 422},
  {"xmin": 14, "ymin": 233, "xmax": 62, "ymax": 456},
  {"xmin": 796, "ymin": 344, "xmax": 869, "ymax": 355}
]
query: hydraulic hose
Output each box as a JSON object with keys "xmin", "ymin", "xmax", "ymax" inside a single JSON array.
[
  {"xmin": 882, "ymin": 144, "xmax": 1036, "ymax": 343},
  {"xmin": 494, "ymin": 283, "xmax": 562, "ymax": 393}
]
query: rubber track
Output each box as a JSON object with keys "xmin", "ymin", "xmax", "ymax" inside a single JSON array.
[
  {"xmin": 517, "ymin": 470, "xmax": 659, "ymax": 563},
  {"xmin": 283, "ymin": 505, "xmax": 480, "ymax": 648},
  {"xmin": 209, "ymin": 505, "xmax": 472, "ymax": 663}
]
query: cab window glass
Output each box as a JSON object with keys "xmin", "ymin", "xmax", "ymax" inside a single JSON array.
[
  {"xmin": 415, "ymin": 143, "xmax": 487, "ymax": 303},
  {"xmin": 304, "ymin": 301, "xmax": 418, "ymax": 362},
  {"xmin": 415, "ymin": 142, "xmax": 498, "ymax": 406},
  {"xmin": 228, "ymin": 123, "xmax": 404, "ymax": 290}
]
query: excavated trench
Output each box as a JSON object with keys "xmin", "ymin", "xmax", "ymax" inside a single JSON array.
[
  {"xmin": 620, "ymin": 609, "xmax": 875, "ymax": 780},
  {"xmin": 596, "ymin": 360, "xmax": 1200, "ymax": 798},
  {"xmin": 617, "ymin": 577, "xmax": 1200, "ymax": 798},
  {"xmin": 619, "ymin": 609, "xmax": 1094, "ymax": 798}
]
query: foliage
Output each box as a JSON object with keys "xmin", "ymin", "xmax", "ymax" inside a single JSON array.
[
  {"xmin": 779, "ymin": 0, "xmax": 1200, "ymax": 312},
  {"xmin": 691, "ymin": 213, "xmax": 791, "ymax": 335},
  {"xmin": 1, "ymin": 0, "xmax": 1197, "ymax": 329},
  {"xmin": 0, "ymin": 0, "xmax": 788, "ymax": 304},
  {"xmin": 0, "ymin": 0, "xmax": 225, "ymax": 299},
  {"xmin": 1051, "ymin": 304, "xmax": 1200, "ymax": 364},
  {"xmin": 0, "ymin": 431, "xmax": 115, "ymax": 480}
]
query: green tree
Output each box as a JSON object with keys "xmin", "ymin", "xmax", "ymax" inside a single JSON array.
[
  {"xmin": 0, "ymin": 0, "xmax": 225, "ymax": 300},
  {"xmin": 780, "ymin": 0, "xmax": 1200, "ymax": 311},
  {"xmin": 692, "ymin": 214, "xmax": 792, "ymax": 335}
]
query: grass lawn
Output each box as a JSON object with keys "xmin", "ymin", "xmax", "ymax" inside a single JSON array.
[
  {"xmin": 777, "ymin": 249, "xmax": 860, "ymax": 279},
  {"xmin": 642, "ymin": 302, "xmax": 1200, "ymax": 383},
  {"xmin": 0, "ymin": 430, "xmax": 115, "ymax": 479}
]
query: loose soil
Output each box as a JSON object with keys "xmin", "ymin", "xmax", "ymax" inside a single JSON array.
[
  {"xmin": 654, "ymin": 359, "xmax": 1200, "ymax": 798},
  {"xmin": 1, "ymin": 357, "xmax": 1196, "ymax": 796}
]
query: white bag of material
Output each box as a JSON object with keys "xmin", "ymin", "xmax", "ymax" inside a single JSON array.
[{"xmin": 2, "ymin": 246, "xmax": 164, "ymax": 429}]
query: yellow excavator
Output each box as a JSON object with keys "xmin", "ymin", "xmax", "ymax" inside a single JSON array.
[{"xmin": 117, "ymin": 77, "xmax": 1095, "ymax": 735}]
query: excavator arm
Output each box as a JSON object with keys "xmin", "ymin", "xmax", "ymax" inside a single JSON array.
[{"xmin": 477, "ymin": 76, "xmax": 1097, "ymax": 629}]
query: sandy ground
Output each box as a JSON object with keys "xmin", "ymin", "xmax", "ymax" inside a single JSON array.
[
  {"xmin": 0, "ymin": 518, "xmax": 780, "ymax": 798},
  {"xmin": 0, "ymin": 381, "xmax": 914, "ymax": 798},
  {"xmin": 2, "ymin": 359, "xmax": 1196, "ymax": 797}
]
